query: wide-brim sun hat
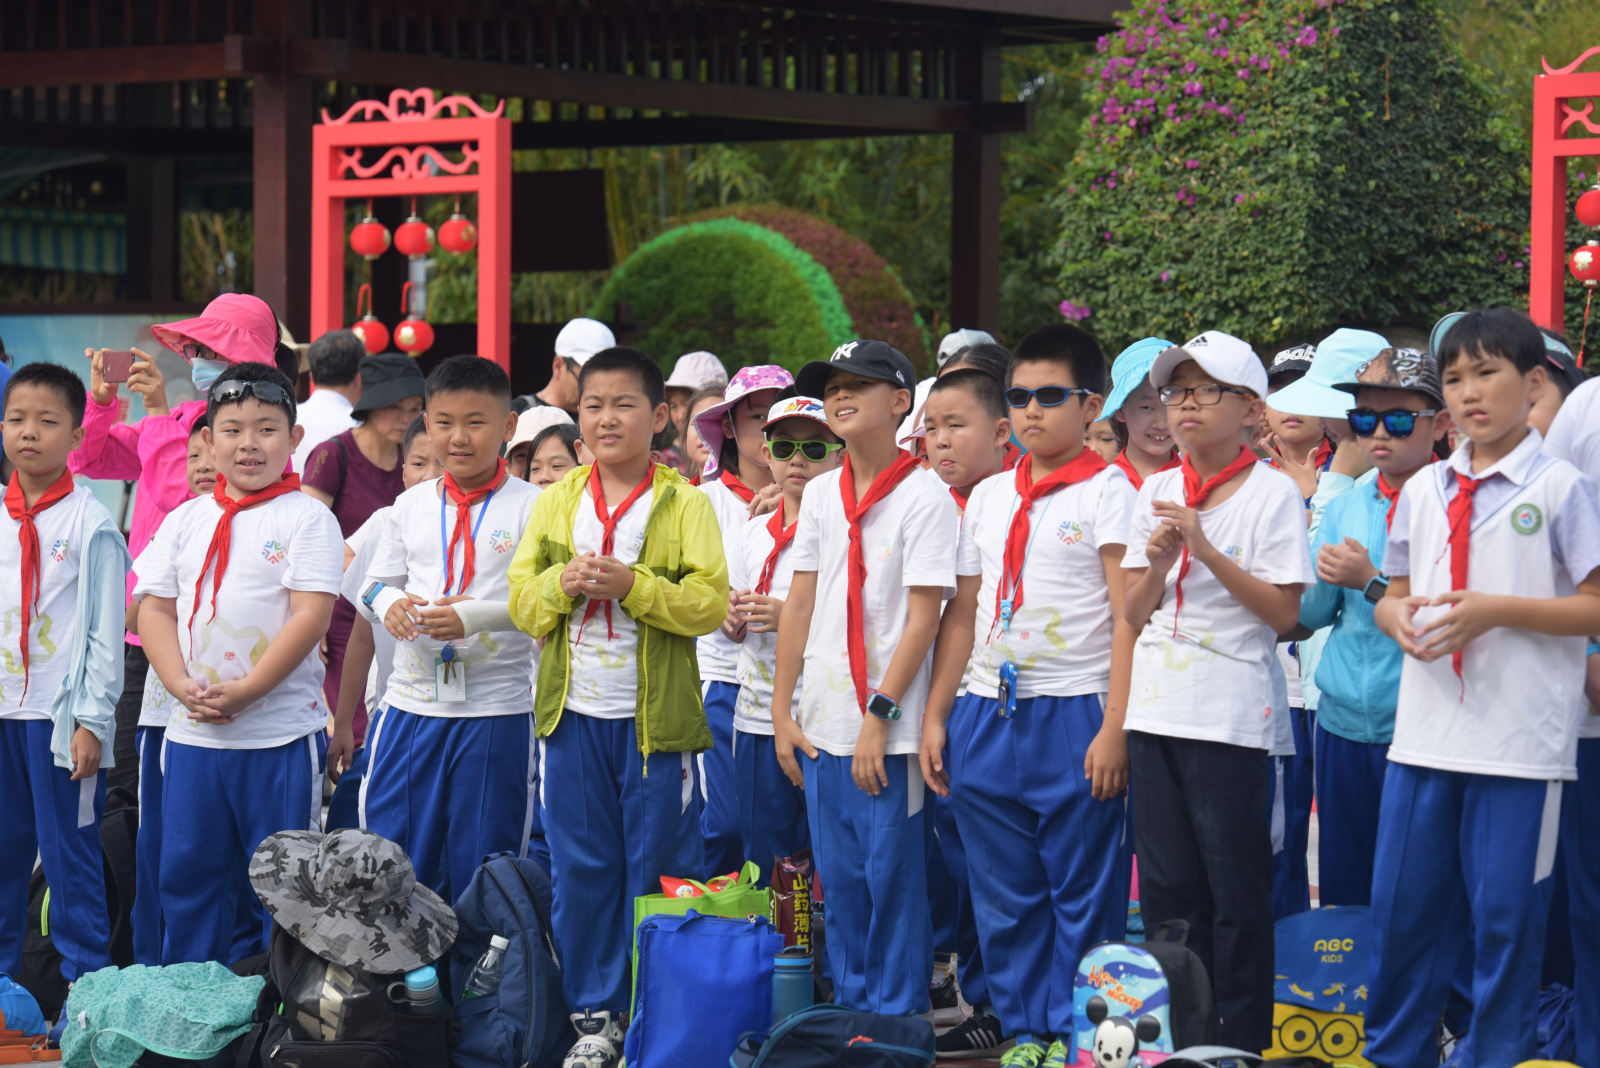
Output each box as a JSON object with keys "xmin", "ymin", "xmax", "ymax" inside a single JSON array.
[
  {"xmin": 1265, "ymin": 328, "xmax": 1390, "ymax": 419},
  {"xmin": 352, "ymin": 353, "xmax": 426, "ymax": 415},
  {"xmin": 554, "ymin": 317, "xmax": 616, "ymax": 365},
  {"xmin": 695, "ymin": 364, "xmax": 795, "ymax": 476},
  {"xmin": 895, "ymin": 375, "xmax": 937, "ymax": 445},
  {"xmin": 665, "ymin": 350, "xmax": 730, "ymax": 392},
  {"xmin": 1104, "ymin": 336, "xmax": 1176, "ymax": 414},
  {"xmin": 249, "ymin": 828, "xmax": 457, "ymax": 973},
  {"xmin": 509, "ymin": 404, "xmax": 576, "ymax": 453},
  {"xmin": 151, "ymin": 293, "xmax": 281, "ymax": 367},
  {"xmin": 1150, "ymin": 330, "xmax": 1268, "ymax": 397}
]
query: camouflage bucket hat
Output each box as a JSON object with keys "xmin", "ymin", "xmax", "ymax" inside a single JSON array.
[{"xmin": 250, "ymin": 828, "xmax": 458, "ymax": 972}]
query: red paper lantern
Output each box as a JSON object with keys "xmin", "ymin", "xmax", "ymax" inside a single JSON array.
[
  {"xmin": 439, "ymin": 212, "xmax": 478, "ymax": 253},
  {"xmin": 394, "ymin": 198, "xmax": 435, "ymax": 258},
  {"xmin": 350, "ymin": 202, "xmax": 391, "ymax": 260},
  {"xmin": 1578, "ymin": 188, "xmax": 1600, "ymax": 230},
  {"xmin": 1572, "ymin": 242, "xmax": 1600, "ymax": 288},
  {"xmin": 350, "ymin": 284, "xmax": 389, "ymax": 353},
  {"xmin": 394, "ymin": 281, "xmax": 434, "ymax": 356}
]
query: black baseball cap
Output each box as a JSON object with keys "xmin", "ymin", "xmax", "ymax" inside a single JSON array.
[
  {"xmin": 794, "ymin": 339, "xmax": 917, "ymax": 400},
  {"xmin": 1267, "ymin": 343, "xmax": 1316, "ymax": 384}
]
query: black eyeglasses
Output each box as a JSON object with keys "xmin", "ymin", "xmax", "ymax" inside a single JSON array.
[
  {"xmin": 769, "ymin": 439, "xmax": 845, "ymax": 462},
  {"xmin": 1004, "ymin": 386, "xmax": 1095, "ymax": 409},
  {"xmin": 1157, "ymin": 384, "xmax": 1251, "ymax": 406},
  {"xmin": 211, "ymin": 379, "xmax": 295, "ymax": 412},
  {"xmin": 1346, "ymin": 407, "xmax": 1437, "ymax": 438}
]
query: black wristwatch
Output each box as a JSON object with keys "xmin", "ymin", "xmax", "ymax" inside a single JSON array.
[
  {"xmin": 1363, "ymin": 574, "xmax": 1390, "ymax": 605},
  {"xmin": 865, "ymin": 691, "xmax": 903, "ymax": 721}
]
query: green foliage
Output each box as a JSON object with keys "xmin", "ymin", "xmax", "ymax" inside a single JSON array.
[
  {"xmin": 589, "ymin": 218, "xmax": 852, "ymax": 374},
  {"xmin": 1056, "ymin": 0, "xmax": 1530, "ymax": 352}
]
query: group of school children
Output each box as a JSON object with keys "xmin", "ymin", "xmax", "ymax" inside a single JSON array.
[{"xmin": 4, "ymin": 290, "xmax": 1600, "ymax": 1068}]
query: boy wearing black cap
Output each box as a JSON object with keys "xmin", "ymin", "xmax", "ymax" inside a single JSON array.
[{"xmin": 771, "ymin": 340, "xmax": 959, "ymax": 1016}]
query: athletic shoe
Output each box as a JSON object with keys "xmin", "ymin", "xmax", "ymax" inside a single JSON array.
[
  {"xmin": 997, "ymin": 1041, "xmax": 1047, "ymax": 1068},
  {"xmin": 929, "ymin": 968, "xmax": 963, "ymax": 1026},
  {"xmin": 936, "ymin": 1012, "xmax": 1007, "ymax": 1059},
  {"xmin": 563, "ymin": 1009, "xmax": 624, "ymax": 1068},
  {"xmin": 1041, "ymin": 1038, "xmax": 1073, "ymax": 1068}
]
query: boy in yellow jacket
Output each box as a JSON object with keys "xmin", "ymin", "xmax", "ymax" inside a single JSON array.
[{"xmin": 509, "ymin": 346, "xmax": 728, "ymax": 1068}]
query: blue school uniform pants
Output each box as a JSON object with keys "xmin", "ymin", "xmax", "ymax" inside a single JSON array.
[
  {"xmin": 803, "ymin": 750, "xmax": 931, "ymax": 1016},
  {"xmin": 0, "ymin": 719, "xmax": 109, "ymax": 982},
  {"xmin": 928, "ymin": 789, "xmax": 987, "ymax": 1007},
  {"xmin": 1314, "ymin": 724, "xmax": 1389, "ymax": 907},
  {"xmin": 1365, "ymin": 762, "xmax": 1559, "ymax": 1068},
  {"xmin": 948, "ymin": 693, "xmax": 1124, "ymax": 1037},
  {"xmin": 160, "ymin": 731, "xmax": 325, "ymax": 964},
  {"xmin": 541, "ymin": 712, "xmax": 704, "ymax": 1014},
  {"xmin": 1563, "ymin": 737, "xmax": 1600, "ymax": 1068},
  {"xmin": 699, "ymin": 681, "xmax": 744, "ymax": 878},
  {"xmin": 733, "ymin": 726, "xmax": 808, "ymax": 885},
  {"xmin": 361, "ymin": 707, "xmax": 536, "ymax": 905}
]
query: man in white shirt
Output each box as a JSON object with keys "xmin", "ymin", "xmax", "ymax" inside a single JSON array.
[
  {"xmin": 514, "ymin": 317, "xmax": 616, "ymax": 415},
  {"xmin": 291, "ymin": 329, "xmax": 364, "ymax": 471}
]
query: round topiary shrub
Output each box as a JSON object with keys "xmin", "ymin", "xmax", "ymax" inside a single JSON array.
[{"xmin": 589, "ymin": 217, "xmax": 854, "ymax": 374}]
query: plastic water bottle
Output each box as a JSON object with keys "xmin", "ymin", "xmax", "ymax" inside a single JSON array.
[
  {"xmin": 772, "ymin": 946, "xmax": 813, "ymax": 1024},
  {"xmin": 460, "ymin": 935, "xmax": 510, "ymax": 1001},
  {"xmin": 404, "ymin": 966, "xmax": 444, "ymax": 1016}
]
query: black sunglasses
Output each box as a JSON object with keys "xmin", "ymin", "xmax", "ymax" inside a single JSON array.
[
  {"xmin": 211, "ymin": 379, "xmax": 295, "ymax": 412},
  {"xmin": 1347, "ymin": 407, "xmax": 1437, "ymax": 438},
  {"xmin": 1005, "ymin": 386, "xmax": 1095, "ymax": 409},
  {"xmin": 769, "ymin": 438, "xmax": 845, "ymax": 462}
]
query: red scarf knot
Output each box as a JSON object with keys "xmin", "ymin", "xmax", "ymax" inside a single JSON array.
[
  {"xmin": 1375, "ymin": 473, "xmax": 1402, "ymax": 533},
  {"xmin": 756, "ymin": 507, "xmax": 797, "ymax": 597},
  {"xmin": 840, "ymin": 452, "xmax": 922, "ymax": 714},
  {"xmin": 6, "ymin": 469, "xmax": 77, "ymax": 697},
  {"xmin": 189, "ymin": 472, "xmax": 302, "ymax": 636},
  {"xmin": 1171, "ymin": 446, "xmax": 1257, "ymax": 637},
  {"xmin": 442, "ymin": 458, "xmax": 506, "ymax": 597},
  {"xmin": 995, "ymin": 449, "xmax": 1107, "ymax": 635},
  {"xmin": 576, "ymin": 463, "xmax": 655, "ymax": 643}
]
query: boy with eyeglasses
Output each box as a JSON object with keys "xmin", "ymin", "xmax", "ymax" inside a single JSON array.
[
  {"xmin": 1122, "ymin": 332, "xmax": 1315, "ymax": 1051},
  {"xmin": 1298, "ymin": 349, "xmax": 1448, "ymax": 909},
  {"xmin": 924, "ymin": 324, "xmax": 1135, "ymax": 1067}
]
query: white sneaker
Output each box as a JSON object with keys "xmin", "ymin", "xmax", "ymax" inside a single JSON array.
[{"xmin": 563, "ymin": 1009, "xmax": 625, "ymax": 1068}]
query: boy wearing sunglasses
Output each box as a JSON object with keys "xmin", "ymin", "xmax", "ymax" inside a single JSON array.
[
  {"xmin": 923, "ymin": 324, "xmax": 1135, "ymax": 1066},
  {"xmin": 135, "ymin": 362, "xmax": 343, "ymax": 963},
  {"xmin": 1297, "ymin": 348, "xmax": 1448, "ymax": 910},
  {"xmin": 723, "ymin": 395, "xmax": 844, "ymax": 881}
]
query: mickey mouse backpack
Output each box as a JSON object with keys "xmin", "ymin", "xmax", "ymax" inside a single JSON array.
[{"xmin": 1072, "ymin": 918, "xmax": 1217, "ymax": 1064}]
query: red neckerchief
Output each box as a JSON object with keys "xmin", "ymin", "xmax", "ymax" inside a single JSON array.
[
  {"xmin": 1003, "ymin": 443, "xmax": 1024, "ymax": 470},
  {"xmin": 443, "ymin": 458, "xmax": 506, "ymax": 597},
  {"xmin": 1376, "ymin": 473, "xmax": 1402, "ymax": 532},
  {"xmin": 1113, "ymin": 448, "xmax": 1181, "ymax": 491},
  {"xmin": 755, "ymin": 507, "xmax": 797, "ymax": 596},
  {"xmin": 6, "ymin": 470, "xmax": 76, "ymax": 696},
  {"xmin": 996, "ymin": 449, "xmax": 1107, "ymax": 631},
  {"xmin": 189, "ymin": 472, "xmax": 302, "ymax": 634},
  {"xmin": 840, "ymin": 451, "xmax": 922, "ymax": 714},
  {"xmin": 1313, "ymin": 437, "xmax": 1333, "ymax": 471},
  {"xmin": 576, "ymin": 463, "xmax": 655, "ymax": 642},
  {"xmin": 1172, "ymin": 446, "xmax": 1257, "ymax": 636},
  {"xmin": 1444, "ymin": 469, "xmax": 1484, "ymax": 693},
  {"xmin": 718, "ymin": 468, "xmax": 755, "ymax": 504}
]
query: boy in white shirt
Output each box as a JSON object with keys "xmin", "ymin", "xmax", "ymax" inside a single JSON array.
[
  {"xmin": 924, "ymin": 324, "xmax": 1135, "ymax": 1065},
  {"xmin": 772, "ymin": 340, "xmax": 959, "ymax": 1017},
  {"xmin": 137, "ymin": 362, "xmax": 342, "ymax": 963},
  {"xmin": 1121, "ymin": 332, "xmax": 1314, "ymax": 1050},
  {"xmin": 725, "ymin": 395, "xmax": 842, "ymax": 879},
  {"xmin": 0, "ymin": 363, "xmax": 129, "ymax": 987},
  {"xmin": 359, "ymin": 357, "xmax": 541, "ymax": 908},
  {"xmin": 1367, "ymin": 308, "xmax": 1600, "ymax": 1068}
]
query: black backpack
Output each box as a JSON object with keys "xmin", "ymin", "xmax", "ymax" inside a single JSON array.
[
  {"xmin": 232, "ymin": 926, "xmax": 454, "ymax": 1068},
  {"xmin": 1135, "ymin": 920, "xmax": 1218, "ymax": 1049}
]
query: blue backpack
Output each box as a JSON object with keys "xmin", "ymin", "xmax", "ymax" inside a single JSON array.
[
  {"xmin": 0, "ymin": 973, "xmax": 46, "ymax": 1036},
  {"xmin": 729, "ymin": 1004, "xmax": 936, "ymax": 1068},
  {"xmin": 450, "ymin": 853, "xmax": 568, "ymax": 1068}
]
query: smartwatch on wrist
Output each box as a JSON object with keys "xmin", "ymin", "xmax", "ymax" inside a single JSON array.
[
  {"xmin": 1363, "ymin": 573, "xmax": 1390, "ymax": 605},
  {"xmin": 865, "ymin": 691, "xmax": 902, "ymax": 721}
]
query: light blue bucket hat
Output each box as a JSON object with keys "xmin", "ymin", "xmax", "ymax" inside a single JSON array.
[
  {"xmin": 1104, "ymin": 337, "xmax": 1176, "ymax": 415},
  {"xmin": 1265, "ymin": 328, "xmax": 1389, "ymax": 419}
]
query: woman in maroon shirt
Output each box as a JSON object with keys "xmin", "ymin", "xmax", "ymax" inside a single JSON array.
[{"xmin": 302, "ymin": 353, "xmax": 425, "ymax": 741}]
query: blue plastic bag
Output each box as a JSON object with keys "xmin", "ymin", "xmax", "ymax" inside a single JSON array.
[{"xmin": 0, "ymin": 972, "xmax": 46, "ymax": 1036}]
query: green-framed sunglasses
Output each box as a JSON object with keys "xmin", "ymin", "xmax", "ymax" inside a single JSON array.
[{"xmin": 768, "ymin": 438, "xmax": 845, "ymax": 462}]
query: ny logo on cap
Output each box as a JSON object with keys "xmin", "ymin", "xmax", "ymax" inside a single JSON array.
[{"xmin": 831, "ymin": 342, "xmax": 859, "ymax": 362}]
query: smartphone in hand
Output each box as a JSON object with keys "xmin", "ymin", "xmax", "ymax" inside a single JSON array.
[{"xmin": 101, "ymin": 350, "xmax": 136, "ymax": 384}]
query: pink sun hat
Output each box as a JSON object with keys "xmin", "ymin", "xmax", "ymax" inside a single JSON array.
[
  {"xmin": 695, "ymin": 364, "xmax": 794, "ymax": 477},
  {"xmin": 151, "ymin": 293, "xmax": 281, "ymax": 366}
]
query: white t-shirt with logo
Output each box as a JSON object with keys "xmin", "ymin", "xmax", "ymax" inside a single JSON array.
[
  {"xmin": 787, "ymin": 466, "xmax": 959, "ymax": 757},
  {"xmin": 343, "ymin": 507, "xmax": 397, "ymax": 716},
  {"xmin": 133, "ymin": 490, "xmax": 344, "ymax": 749},
  {"xmin": 138, "ymin": 663, "xmax": 176, "ymax": 728},
  {"xmin": 1122, "ymin": 464, "xmax": 1316, "ymax": 750},
  {"xmin": 957, "ymin": 465, "xmax": 1135, "ymax": 700},
  {"xmin": 695, "ymin": 476, "xmax": 752, "ymax": 685},
  {"xmin": 366, "ymin": 476, "xmax": 540, "ymax": 718},
  {"xmin": 729, "ymin": 514, "xmax": 799, "ymax": 736},
  {"xmin": 0, "ymin": 485, "xmax": 95, "ymax": 719},
  {"xmin": 565, "ymin": 484, "xmax": 652, "ymax": 719}
]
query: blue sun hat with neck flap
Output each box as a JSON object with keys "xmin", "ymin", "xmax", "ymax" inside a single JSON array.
[{"xmin": 1104, "ymin": 336, "xmax": 1176, "ymax": 415}]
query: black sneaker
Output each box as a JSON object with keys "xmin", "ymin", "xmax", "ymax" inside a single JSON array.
[
  {"xmin": 936, "ymin": 1012, "xmax": 1008, "ymax": 1059},
  {"xmin": 929, "ymin": 968, "xmax": 962, "ymax": 1025}
]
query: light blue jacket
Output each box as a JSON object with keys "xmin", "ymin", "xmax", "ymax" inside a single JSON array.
[
  {"xmin": 1298, "ymin": 469, "xmax": 1399, "ymax": 745},
  {"xmin": 48, "ymin": 498, "xmax": 132, "ymax": 771}
]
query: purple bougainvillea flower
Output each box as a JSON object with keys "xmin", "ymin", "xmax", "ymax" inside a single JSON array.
[
  {"xmin": 1160, "ymin": 271, "xmax": 1171, "ymax": 282},
  {"xmin": 1185, "ymin": 159, "xmax": 1200, "ymax": 169}
]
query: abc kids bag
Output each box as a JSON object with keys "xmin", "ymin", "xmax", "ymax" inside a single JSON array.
[
  {"xmin": 1263, "ymin": 906, "xmax": 1371, "ymax": 1067},
  {"xmin": 1072, "ymin": 919, "xmax": 1217, "ymax": 1061}
]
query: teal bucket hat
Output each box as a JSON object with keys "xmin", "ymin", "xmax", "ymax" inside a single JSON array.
[
  {"xmin": 1104, "ymin": 337, "xmax": 1176, "ymax": 415},
  {"xmin": 1266, "ymin": 328, "xmax": 1389, "ymax": 419}
]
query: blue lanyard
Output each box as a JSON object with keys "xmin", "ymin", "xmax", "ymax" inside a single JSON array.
[
  {"xmin": 439, "ymin": 483, "xmax": 497, "ymax": 596},
  {"xmin": 997, "ymin": 490, "xmax": 1056, "ymax": 633}
]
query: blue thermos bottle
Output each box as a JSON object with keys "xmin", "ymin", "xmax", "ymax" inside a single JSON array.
[{"xmin": 772, "ymin": 946, "xmax": 814, "ymax": 1024}]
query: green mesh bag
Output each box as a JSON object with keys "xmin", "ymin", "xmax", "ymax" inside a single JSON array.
[{"xmin": 60, "ymin": 962, "xmax": 265, "ymax": 1068}]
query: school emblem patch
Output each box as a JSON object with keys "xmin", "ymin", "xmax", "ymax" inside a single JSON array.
[
  {"xmin": 262, "ymin": 539, "xmax": 287, "ymax": 564},
  {"xmin": 1510, "ymin": 503, "xmax": 1542, "ymax": 535},
  {"xmin": 49, "ymin": 538, "xmax": 68, "ymax": 562}
]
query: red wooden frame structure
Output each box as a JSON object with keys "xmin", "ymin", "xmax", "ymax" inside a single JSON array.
[
  {"xmin": 310, "ymin": 88, "xmax": 512, "ymax": 370},
  {"xmin": 1530, "ymin": 47, "xmax": 1600, "ymax": 330}
]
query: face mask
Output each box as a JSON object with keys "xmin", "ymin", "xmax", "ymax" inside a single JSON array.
[{"xmin": 192, "ymin": 357, "xmax": 229, "ymax": 393}]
